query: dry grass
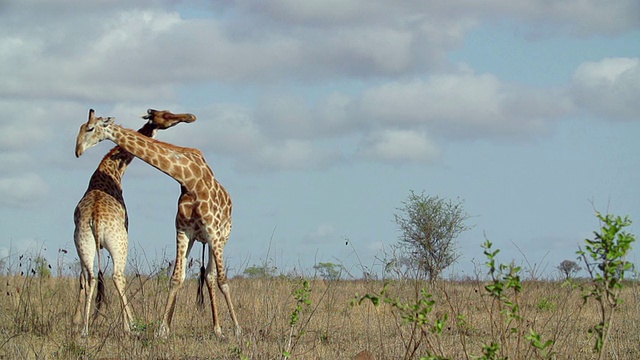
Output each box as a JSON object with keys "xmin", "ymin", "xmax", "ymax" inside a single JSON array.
[{"xmin": 1, "ymin": 271, "xmax": 640, "ymax": 360}]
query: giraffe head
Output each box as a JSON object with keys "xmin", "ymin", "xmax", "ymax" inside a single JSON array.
[
  {"xmin": 143, "ymin": 109, "xmax": 196, "ymax": 130},
  {"xmin": 75, "ymin": 109, "xmax": 115, "ymax": 158}
]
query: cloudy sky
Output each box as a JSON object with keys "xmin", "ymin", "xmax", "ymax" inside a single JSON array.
[{"xmin": 1, "ymin": 1, "xmax": 639, "ymax": 278}]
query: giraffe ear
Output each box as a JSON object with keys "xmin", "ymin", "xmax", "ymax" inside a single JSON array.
[
  {"xmin": 142, "ymin": 109, "xmax": 157, "ymax": 121},
  {"xmin": 101, "ymin": 117, "xmax": 115, "ymax": 127}
]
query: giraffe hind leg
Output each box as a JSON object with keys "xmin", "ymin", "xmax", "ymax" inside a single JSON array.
[
  {"xmin": 111, "ymin": 271, "xmax": 134, "ymax": 333},
  {"xmin": 74, "ymin": 233, "xmax": 96, "ymax": 336},
  {"xmin": 108, "ymin": 240, "xmax": 134, "ymax": 333},
  {"xmin": 72, "ymin": 272, "xmax": 85, "ymax": 326},
  {"xmin": 73, "ymin": 270, "xmax": 95, "ymax": 337},
  {"xmin": 82, "ymin": 271, "xmax": 97, "ymax": 337},
  {"xmin": 204, "ymin": 245, "xmax": 222, "ymax": 337}
]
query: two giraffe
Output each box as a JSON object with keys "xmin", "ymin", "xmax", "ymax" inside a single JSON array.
[
  {"xmin": 75, "ymin": 109, "xmax": 241, "ymax": 338},
  {"xmin": 73, "ymin": 109, "xmax": 196, "ymax": 336}
]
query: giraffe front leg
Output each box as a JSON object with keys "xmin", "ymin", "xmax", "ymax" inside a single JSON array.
[
  {"xmin": 220, "ymin": 282, "xmax": 242, "ymax": 340},
  {"xmin": 211, "ymin": 237, "xmax": 241, "ymax": 339},
  {"xmin": 157, "ymin": 231, "xmax": 192, "ymax": 338}
]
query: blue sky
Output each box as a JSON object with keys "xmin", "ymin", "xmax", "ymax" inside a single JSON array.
[{"xmin": 0, "ymin": 1, "xmax": 638, "ymax": 279}]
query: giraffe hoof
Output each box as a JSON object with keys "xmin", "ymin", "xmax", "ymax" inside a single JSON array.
[
  {"xmin": 155, "ymin": 323, "xmax": 170, "ymax": 339},
  {"xmin": 213, "ymin": 326, "xmax": 223, "ymax": 338}
]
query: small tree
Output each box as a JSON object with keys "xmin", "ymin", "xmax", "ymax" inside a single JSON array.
[
  {"xmin": 578, "ymin": 212, "xmax": 636, "ymax": 358},
  {"xmin": 34, "ymin": 256, "xmax": 51, "ymax": 278},
  {"xmin": 243, "ymin": 264, "xmax": 277, "ymax": 278},
  {"xmin": 313, "ymin": 262, "xmax": 342, "ymax": 280},
  {"xmin": 394, "ymin": 190, "xmax": 470, "ymax": 280},
  {"xmin": 557, "ymin": 259, "xmax": 581, "ymax": 280},
  {"xmin": 382, "ymin": 244, "xmax": 414, "ymax": 280}
]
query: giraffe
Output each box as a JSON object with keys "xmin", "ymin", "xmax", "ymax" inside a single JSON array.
[
  {"xmin": 75, "ymin": 109, "xmax": 241, "ymax": 338},
  {"xmin": 73, "ymin": 109, "xmax": 196, "ymax": 336}
]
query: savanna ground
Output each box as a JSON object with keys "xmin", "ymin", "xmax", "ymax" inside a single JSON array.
[{"xmin": 0, "ymin": 254, "xmax": 639, "ymax": 360}]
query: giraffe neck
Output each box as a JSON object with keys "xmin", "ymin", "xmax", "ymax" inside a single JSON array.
[
  {"xmin": 106, "ymin": 124, "xmax": 204, "ymax": 188},
  {"xmin": 85, "ymin": 123, "xmax": 160, "ymax": 192}
]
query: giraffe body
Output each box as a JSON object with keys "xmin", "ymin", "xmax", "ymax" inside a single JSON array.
[
  {"xmin": 73, "ymin": 109, "xmax": 196, "ymax": 336},
  {"xmin": 75, "ymin": 109, "xmax": 241, "ymax": 338}
]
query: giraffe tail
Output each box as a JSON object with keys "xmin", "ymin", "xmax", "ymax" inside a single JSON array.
[
  {"xmin": 89, "ymin": 216, "xmax": 107, "ymax": 319},
  {"xmin": 196, "ymin": 243, "xmax": 206, "ymax": 310},
  {"xmin": 94, "ymin": 270, "xmax": 106, "ymax": 319},
  {"xmin": 196, "ymin": 266, "xmax": 205, "ymax": 310}
]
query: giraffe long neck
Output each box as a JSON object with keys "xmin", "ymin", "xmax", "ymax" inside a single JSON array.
[
  {"xmin": 85, "ymin": 123, "xmax": 160, "ymax": 192},
  {"xmin": 106, "ymin": 124, "xmax": 205, "ymax": 189},
  {"xmin": 92, "ymin": 148, "xmax": 131, "ymax": 185}
]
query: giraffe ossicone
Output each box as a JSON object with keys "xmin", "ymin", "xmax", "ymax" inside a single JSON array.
[
  {"xmin": 75, "ymin": 109, "xmax": 241, "ymax": 339},
  {"xmin": 73, "ymin": 108, "xmax": 196, "ymax": 337}
]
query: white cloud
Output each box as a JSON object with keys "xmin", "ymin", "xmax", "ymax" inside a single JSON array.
[
  {"xmin": 571, "ymin": 57, "xmax": 640, "ymax": 121},
  {"xmin": 150, "ymin": 17, "xmax": 454, "ymax": 82},
  {"xmin": 159, "ymin": 64, "xmax": 578, "ymax": 172},
  {"xmin": 257, "ymin": 94, "xmax": 314, "ymax": 138},
  {"xmin": 357, "ymin": 129, "xmax": 440, "ymax": 165},
  {"xmin": 255, "ymin": 91, "xmax": 358, "ymax": 139},
  {"xmin": 153, "ymin": 68, "xmax": 574, "ymax": 171},
  {"xmin": 0, "ymin": 5, "xmax": 186, "ymax": 101},
  {"xmin": 0, "ymin": 0, "xmax": 633, "ymax": 178},
  {"xmin": 304, "ymin": 224, "xmax": 336, "ymax": 244},
  {"xmin": 164, "ymin": 104, "xmax": 264, "ymax": 155},
  {"xmin": 236, "ymin": 0, "xmax": 377, "ymax": 25},
  {"xmin": 424, "ymin": 0, "xmax": 639, "ymax": 36},
  {"xmin": 0, "ymin": 152, "xmax": 35, "ymax": 171},
  {"xmin": 0, "ymin": 124, "xmax": 46, "ymax": 151},
  {"xmin": 1, "ymin": 0, "xmax": 635, "ymax": 106},
  {"xmin": 312, "ymin": 27, "xmax": 416, "ymax": 76},
  {"xmin": 257, "ymin": 140, "xmax": 315, "ymax": 170},
  {"xmin": 233, "ymin": 0, "xmax": 639, "ymax": 36},
  {"xmin": 159, "ymin": 104, "xmax": 345, "ymax": 172},
  {"xmin": 0, "ymin": 2, "xmax": 476, "ymax": 101},
  {"xmin": 0, "ymin": 172, "xmax": 49, "ymax": 207},
  {"xmin": 316, "ymin": 92, "xmax": 357, "ymax": 136},
  {"xmin": 0, "ymin": 100, "xmax": 93, "ymax": 172},
  {"xmin": 246, "ymin": 139, "xmax": 342, "ymax": 172},
  {"xmin": 360, "ymin": 71, "xmax": 569, "ymax": 139},
  {"xmin": 512, "ymin": 0, "xmax": 640, "ymax": 36}
]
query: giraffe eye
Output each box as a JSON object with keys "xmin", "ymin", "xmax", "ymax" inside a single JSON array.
[{"xmin": 86, "ymin": 126, "xmax": 95, "ymax": 132}]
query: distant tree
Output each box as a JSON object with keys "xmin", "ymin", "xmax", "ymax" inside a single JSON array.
[
  {"xmin": 313, "ymin": 262, "xmax": 342, "ymax": 280},
  {"xmin": 382, "ymin": 244, "xmax": 414, "ymax": 280},
  {"xmin": 243, "ymin": 264, "xmax": 277, "ymax": 278},
  {"xmin": 394, "ymin": 190, "xmax": 471, "ymax": 280},
  {"xmin": 33, "ymin": 256, "xmax": 51, "ymax": 278},
  {"xmin": 616, "ymin": 261, "xmax": 635, "ymax": 280},
  {"xmin": 0, "ymin": 256, "xmax": 6, "ymax": 275},
  {"xmin": 557, "ymin": 259, "xmax": 581, "ymax": 280}
]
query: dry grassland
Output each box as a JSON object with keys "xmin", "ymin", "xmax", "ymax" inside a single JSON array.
[{"xmin": 1, "ymin": 273, "xmax": 639, "ymax": 359}]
